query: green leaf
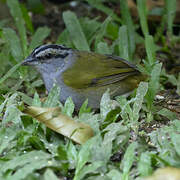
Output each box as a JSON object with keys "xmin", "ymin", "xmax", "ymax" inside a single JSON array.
[
  {"xmin": 67, "ymin": 141, "xmax": 78, "ymax": 169},
  {"xmin": 2, "ymin": 156, "xmax": 57, "ymax": 180},
  {"xmin": 43, "ymin": 85, "xmax": 61, "ymax": 108},
  {"xmin": 132, "ymin": 82, "xmax": 148, "ymax": 123},
  {"xmin": 165, "ymin": 73, "xmax": 178, "ymax": 86},
  {"xmin": 121, "ymin": 142, "xmax": 137, "ymax": 179},
  {"xmin": 146, "ymin": 63, "xmax": 162, "ymax": 109},
  {"xmin": 0, "ymin": 126, "xmax": 18, "ymax": 154},
  {"xmin": 3, "ymin": 105, "xmax": 22, "ymax": 125},
  {"xmin": 165, "ymin": 0, "xmax": 176, "ymax": 35},
  {"xmin": 18, "ymin": 92, "xmax": 33, "ymax": 105},
  {"xmin": 86, "ymin": 0, "xmax": 121, "ymax": 23},
  {"xmin": 0, "ymin": 95, "xmax": 9, "ymax": 114},
  {"xmin": 116, "ymin": 96, "xmax": 133, "ymax": 122},
  {"xmin": 1, "ymin": 93, "xmax": 22, "ymax": 125},
  {"xmin": 3, "ymin": 28, "xmax": 23, "ymax": 61},
  {"xmin": 62, "ymin": 97, "xmax": 75, "ymax": 117},
  {"xmin": 27, "ymin": 0, "xmax": 44, "ymax": 14},
  {"xmin": 32, "ymin": 92, "xmax": 42, "ymax": 107},
  {"xmin": 20, "ymin": 3, "xmax": 34, "ymax": 33},
  {"xmin": 149, "ymin": 120, "xmax": 180, "ymax": 166},
  {"xmin": 97, "ymin": 42, "xmax": 111, "ymax": 55},
  {"xmin": 12, "ymin": 159, "xmax": 57, "ymax": 180},
  {"xmin": 0, "ymin": 151, "xmax": 51, "ymax": 173},
  {"xmin": 137, "ymin": 0, "xmax": 149, "ymax": 37},
  {"xmin": 102, "ymin": 122, "xmax": 128, "ymax": 162},
  {"xmin": 7, "ymin": 0, "xmax": 27, "ymax": 56},
  {"xmin": 138, "ymin": 152, "xmax": 153, "ymax": 176},
  {"xmin": 79, "ymin": 99, "xmax": 91, "ymax": 117},
  {"xmin": 100, "ymin": 89, "xmax": 115, "ymax": 120},
  {"xmin": 157, "ymin": 108, "xmax": 177, "ymax": 120},
  {"xmin": 56, "ymin": 29, "xmax": 74, "ymax": 47},
  {"xmin": 107, "ymin": 169, "xmax": 122, "ymax": 180},
  {"xmin": 80, "ymin": 17, "xmax": 101, "ymax": 44},
  {"xmin": 44, "ymin": 169, "xmax": 59, "ymax": 180},
  {"xmin": 29, "ymin": 27, "xmax": 51, "ymax": 52},
  {"xmin": 118, "ymin": 25, "xmax": 129, "ymax": 60},
  {"xmin": 102, "ymin": 108, "xmax": 121, "ymax": 129},
  {"xmin": 145, "ymin": 35, "xmax": 156, "ymax": 66},
  {"xmin": 28, "ymin": 136, "xmax": 46, "ymax": 150},
  {"xmin": 94, "ymin": 16, "xmax": 111, "ymax": 50},
  {"xmin": 63, "ymin": 11, "xmax": 90, "ymax": 51},
  {"xmin": 74, "ymin": 136, "xmax": 97, "ymax": 180},
  {"xmin": 120, "ymin": 0, "xmax": 135, "ymax": 59},
  {"xmin": 76, "ymin": 161, "xmax": 104, "ymax": 180},
  {"xmin": 171, "ymin": 133, "xmax": 180, "ymax": 156}
]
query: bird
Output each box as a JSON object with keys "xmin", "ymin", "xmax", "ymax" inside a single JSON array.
[{"xmin": 22, "ymin": 44, "xmax": 146, "ymax": 109}]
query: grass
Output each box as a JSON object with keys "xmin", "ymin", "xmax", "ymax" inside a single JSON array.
[{"xmin": 0, "ymin": 0, "xmax": 179, "ymax": 180}]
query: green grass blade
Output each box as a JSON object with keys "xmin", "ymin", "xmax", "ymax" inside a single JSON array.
[
  {"xmin": 0, "ymin": 126, "xmax": 17, "ymax": 154},
  {"xmin": 7, "ymin": 0, "xmax": 27, "ymax": 57},
  {"xmin": 120, "ymin": 0, "xmax": 135, "ymax": 59},
  {"xmin": 132, "ymin": 82, "xmax": 148, "ymax": 124},
  {"xmin": 118, "ymin": 25, "xmax": 129, "ymax": 60},
  {"xmin": 116, "ymin": 96, "xmax": 132, "ymax": 121},
  {"xmin": 3, "ymin": 28, "xmax": 23, "ymax": 61},
  {"xmin": 62, "ymin": 97, "xmax": 75, "ymax": 117},
  {"xmin": 145, "ymin": 35, "xmax": 156, "ymax": 66},
  {"xmin": 137, "ymin": 0, "xmax": 149, "ymax": 37},
  {"xmin": 44, "ymin": 169, "xmax": 59, "ymax": 180},
  {"xmin": 146, "ymin": 63, "xmax": 162, "ymax": 109},
  {"xmin": 79, "ymin": 99, "xmax": 91, "ymax": 117},
  {"xmin": 10, "ymin": 159, "xmax": 57, "ymax": 180},
  {"xmin": 29, "ymin": 27, "xmax": 51, "ymax": 52},
  {"xmin": 32, "ymin": 92, "xmax": 42, "ymax": 107},
  {"xmin": 0, "ymin": 62, "xmax": 22, "ymax": 85},
  {"xmin": 18, "ymin": 92, "xmax": 33, "ymax": 105},
  {"xmin": 94, "ymin": 16, "xmax": 111, "ymax": 50},
  {"xmin": 74, "ymin": 137, "xmax": 97, "ymax": 180},
  {"xmin": 0, "ymin": 151, "xmax": 51, "ymax": 173},
  {"xmin": 0, "ymin": 151, "xmax": 57, "ymax": 180},
  {"xmin": 86, "ymin": 0, "xmax": 121, "ymax": 23},
  {"xmin": 121, "ymin": 142, "xmax": 137, "ymax": 180},
  {"xmin": 63, "ymin": 11, "xmax": 90, "ymax": 51},
  {"xmin": 138, "ymin": 152, "xmax": 153, "ymax": 176},
  {"xmin": 56, "ymin": 29, "xmax": 74, "ymax": 47},
  {"xmin": 171, "ymin": 133, "xmax": 180, "ymax": 156},
  {"xmin": 3, "ymin": 105, "xmax": 21, "ymax": 125},
  {"xmin": 100, "ymin": 89, "xmax": 114, "ymax": 120},
  {"xmin": 43, "ymin": 85, "xmax": 61, "ymax": 108},
  {"xmin": 165, "ymin": 0, "xmax": 176, "ymax": 35},
  {"xmin": 20, "ymin": 3, "xmax": 34, "ymax": 33},
  {"xmin": 107, "ymin": 169, "xmax": 122, "ymax": 179}
]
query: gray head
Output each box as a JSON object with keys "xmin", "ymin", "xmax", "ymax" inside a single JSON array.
[
  {"xmin": 22, "ymin": 44, "xmax": 72, "ymax": 74},
  {"xmin": 22, "ymin": 44, "xmax": 74, "ymax": 92}
]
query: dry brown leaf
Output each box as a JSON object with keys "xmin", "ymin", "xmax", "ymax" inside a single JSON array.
[{"xmin": 23, "ymin": 106, "xmax": 94, "ymax": 144}]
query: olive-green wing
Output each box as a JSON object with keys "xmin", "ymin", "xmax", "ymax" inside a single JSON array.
[{"xmin": 62, "ymin": 51, "xmax": 140, "ymax": 89}]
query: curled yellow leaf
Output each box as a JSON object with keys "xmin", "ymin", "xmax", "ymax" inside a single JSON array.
[
  {"xmin": 144, "ymin": 167, "xmax": 180, "ymax": 180},
  {"xmin": 24, "ymin": 106, "xmax": 94, "ymax": 144}
]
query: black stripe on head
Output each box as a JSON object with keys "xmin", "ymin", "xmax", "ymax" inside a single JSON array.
[
  {"xmin": 33, "ymin": 44, "xmax": 70, "ymax": 56},
  {"xmin": 32, "ymin": 44, "xmax": 71, "ymax": 61}
]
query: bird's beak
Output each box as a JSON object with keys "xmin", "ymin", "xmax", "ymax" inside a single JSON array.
[{"xmin": 21, "ymin": 56, "xmax": 37, "ymax": 66}]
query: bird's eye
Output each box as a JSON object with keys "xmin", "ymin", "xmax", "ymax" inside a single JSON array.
[{"xmin": 45, "ymin": 53, "xmax": 52, "ymax": 58}]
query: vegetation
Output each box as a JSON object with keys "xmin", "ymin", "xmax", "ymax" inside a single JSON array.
[{"xmin": 0, "ymin": 0, "xmax": 179, "ymax": 179}]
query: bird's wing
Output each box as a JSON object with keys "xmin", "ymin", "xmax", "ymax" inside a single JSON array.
[{"xmin": 62, "ymin": 51, "xmax": 140, "ymax": 89}]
